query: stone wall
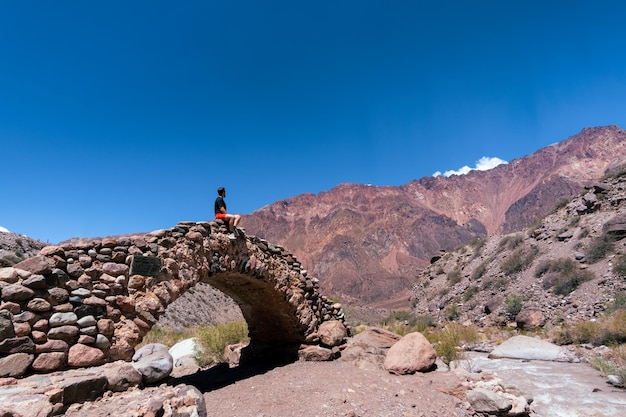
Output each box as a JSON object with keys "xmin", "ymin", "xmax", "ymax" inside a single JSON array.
[{"xmin": 0, "ymin": 221, "xmax": 345, "ymax": 377}]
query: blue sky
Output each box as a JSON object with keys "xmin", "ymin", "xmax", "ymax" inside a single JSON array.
[{"xmin": 1, "ymin": 1, "xmax": 626, "ymax": 243}]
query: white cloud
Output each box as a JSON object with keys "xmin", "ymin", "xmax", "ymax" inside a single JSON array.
[
  {"xmin": 0, "ymin": 226, "xmax": 10, "ymax": 233},
  {"xmin": 433, "ymin": 156, "xmax": 507, "ymax": 177}
]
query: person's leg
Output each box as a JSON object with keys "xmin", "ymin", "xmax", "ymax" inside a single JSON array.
[
  {"xmin": 233, "ymin": 214, "xmax": 242, "ymax": 227},
  {"xmin": 227, "ymin": 216, "xmax": 235, "ymax": 232}
]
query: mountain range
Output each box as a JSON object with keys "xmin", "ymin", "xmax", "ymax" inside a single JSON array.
[{"xmin": 242, "ymin": 125, "xmax": 626, "ymax": 308}]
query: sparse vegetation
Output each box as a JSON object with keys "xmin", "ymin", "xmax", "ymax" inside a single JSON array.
[
  {"xmin": 424, "ymin": 323, "xmax": 480, "ymax": 365},
  {"xmin": 470, "ymin": 260, "xmax": 488, "ymax": 280},
  {"xmin": 550, "ymin": 198, "xmax": 570, "ymax": 214},
  {"xmin": 446, "ymin": 269, "xmax": 462, "ymax": 285},
  {"xmin": 613, "ymin": 255, "xmax": 626, "ymax": 277},
  {"xmin": 194, "ymin": 321, "xmax": 250, "ymax": 367},
  {"xmin": 463, "ymin": 286, "xmax": 480, "ymax": 302},
  {"xmin": 500, "ymin": 244, "xmax": 539, "ymax": 275},
  {"xmin": 552, "ymin": 310, "xmax": 626, "ymax": 346},
  {"xmin": 444, "ymin": 304, "xmax": 459, "ymax": 321},
  {"xmin": 535, "ymin": 257, "xmax": 594, "ymax": 295},
  {"xmin": 378, "ymin": 311, "xmax": 435, "ymax": 335},
  {"xmin": 139, "ymin": 321, "xmax": 249, "ymax": 367},
  {"xmin": 504, "ymin": 294, "xmax": 523, "ymax": 320},
  {"xmin": 586, "ymin": 232, "xmax": 616, "ymax": 263},
  {"xmin": 498, "ymin": 234, "xmax": 524, "ymax": 251}
]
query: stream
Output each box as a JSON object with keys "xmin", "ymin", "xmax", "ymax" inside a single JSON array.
[{"xmin": 465, "ymin": 352, "xmax": 626, "ymax": 417}]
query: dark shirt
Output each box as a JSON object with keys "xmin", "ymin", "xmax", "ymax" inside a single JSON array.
[{"xmin": 214, "ymin": 196, "xmax": 226, "ymax": 215}]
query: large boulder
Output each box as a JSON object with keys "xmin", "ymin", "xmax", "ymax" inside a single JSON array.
[
  {"xmin": 383, "ymin": 332, "xmax": 437, "ymax": 375},
  {"xmin": 132, "ymin": 343, "xmax": 173, "ymax": 384},
  {"xmin": 489, "ymin": 335, "xmax": 569, "ymax": 361},
  {"xmin": 340, "ymin": 327, "xmax": 401, "ymax": 370},
  {"xmin": 317, "ymin": 320, "xmax": 347, "ymax": 347}
]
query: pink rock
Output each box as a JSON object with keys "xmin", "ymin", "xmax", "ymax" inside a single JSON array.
[
  {"xmin": 383, "ymin": 332, "xmax": 437, "ymax": 375},
  {"xmin": 32, "ymin": 352, "xmax": 67, "ymax": 372},
  {"xmin": 68, "ymin": 344, "xmax": 105, "ymax": 367},
  {"xmin": 14, "ymin": 256, "xmax": 53, "ymax": 275},
  {"xmin": 317, "ymin": 320, "xmax": 347, "ymax": 347}
]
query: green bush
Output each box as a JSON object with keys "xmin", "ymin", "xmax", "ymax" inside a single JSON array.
[
  {"xmin": 504, "ymin": 294, "xmax": 523, "ymax": 319},
  {"xmin": 424, "ymin": 323, "xmax": 479, "ymax": 365},
  {"xmin": 195, "ymin": 321, "xmax": 250, "ymax": 367}
]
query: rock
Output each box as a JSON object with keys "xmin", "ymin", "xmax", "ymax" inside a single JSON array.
[
  {"xmin": 102, "ymin": 262, "xmax": 129, "ymax": 276},
  {"xmin": 68, "ymin": 344, "xmax": 105, "ymax": 367},
  {"xmin": 383, "ymin": 332, "xmax": 437, "ymax": 375},
  {"xmin": 101, "ymin": 361, "xmax": 143, "ymax": 392},
  {"xmin": 0, "ymin": 310, "xmax": 15, "ymax": 341},
  {"xmin": 607, "ymin": 374, "xmax": 623, "ymax": 387},
  {"xmin": 0, "ymin": 353, "xmax": 33, "ymax": 377},
  {"xmin": 32, "ymin": 351, "xmax": 67, "ymax": 372},
  {"xmin": 603, "ymin": 215, "xmax": 626, "ymax": 239},
  {"xmin": 0, "ymin": 267, "xmax": 18, "ymax": 283},
  {"xmin": 489, "ymin": 335, "xmax": 569, "ymax": 361},
  {"xmin": 466, "ymin": 387, "xmax": 513, "ymax": 414},
  {"xmin": 515, "ymin": 309, "xmax": 546, "ymax": 329},
  {"xmin": 48, "ymin": 312, "xmax": 78, "ymax": 327},
  {"xmin": 132, "ymin": 343, "xmax": 173, "ymax": 384},
  {"xmin": 169, "ymin": 338, "xmax": 198, "ymax": 366},
  {"xmin": 299, "ymin": 345, "xmax": 334, "ymax": 361},
  {"xmin": 21, "ymin": 274, "xmax": 47, "ymax": 289},
  {"xmin": 317, "ymin": 320, "xmax": 347, "ymax": 347},
  {"xmin": 0, "ymin": 393, "xmax": 54, "ymax": 417},
  {"xmin": 1, "ymin": 284, "xmax": 35, "ymax": 302},
  {"xmin": 26, "ymin": 298, "xmax": 52, "ymax": 312},
  {"xmin": 340, "ymin": 327, "xmax": 402, "ymax": 370},
  {"xmin": 14, "ymin": 256, "xmax": 52, "ymax": 275},
  {"xmin": 53, "ymin": 372, "xmax": 108, "ymax": 405},
  {"xmin": 0, "ymin": 336, "xmax": 35, "ymax": 354}
]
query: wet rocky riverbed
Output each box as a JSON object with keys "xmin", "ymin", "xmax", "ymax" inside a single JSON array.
[{"xmin": 466, "ymin": 352, "xmax": 626, "ymax": 417}]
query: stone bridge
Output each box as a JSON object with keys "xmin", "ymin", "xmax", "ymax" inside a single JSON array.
[{"xmin": 0, "ymin": 221, "xmax": 346, "ymax": 377}]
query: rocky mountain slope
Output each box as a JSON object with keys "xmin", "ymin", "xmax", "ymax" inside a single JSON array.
[
  {"xmin": 243, "ymin": 125, "xmax": 626, "ymax": 308},
  {"xmin": 411, "ymin": 165, "xmax": 626, "ymax": 328},
  {"xmin": 0, "ymin": 231, "xmax": 47, "ymax": 267}
]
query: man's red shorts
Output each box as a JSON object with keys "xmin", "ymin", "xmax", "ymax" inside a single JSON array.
[{"xmin": 215, "ymin": 213, "xmax": 227, "ymax": 220}]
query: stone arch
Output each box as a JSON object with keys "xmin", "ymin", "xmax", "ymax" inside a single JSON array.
[{"xmin": 0, "ymin": 221, "xmax": 345, "ymax": 376}]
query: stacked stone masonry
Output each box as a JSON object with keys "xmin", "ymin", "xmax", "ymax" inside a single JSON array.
[{"xmin": 0, "ymin": 221, "xmax": 345, "ymax": 377}]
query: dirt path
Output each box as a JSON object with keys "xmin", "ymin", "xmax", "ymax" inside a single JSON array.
[{"xmin": 173, "ymin": 360, "xmax": 471, "ymax": 417}]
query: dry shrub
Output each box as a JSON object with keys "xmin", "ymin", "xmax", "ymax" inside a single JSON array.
[
  {"xmin": 447, "ymin": 269, "xmax": 462, "ymax": 285},
  {"xmin": 586, "ymin": 233, "xmax": 616, "ymax": 263},
  {"xmin": 424, "ymin": 323, "xmax": 479, "ymax": 365},
  {"xmin": 535, "ymin": 257, "xmax": 594, "ymax": 295},
  {"xmin": 501, "ymin": 245, "xmax": 539, "ymax": 275}
]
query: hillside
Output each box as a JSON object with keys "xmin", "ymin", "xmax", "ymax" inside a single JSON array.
[
  {"xmin": 411, "ymin": 166, "xmax": 626, "ymax": 328},
  {"xmin": 0, "ymin": 231, "xmax": 47, "ymax": 267},
  {"xmin": 243, "ymin": 125, "xmax": 626, "ymax": 307}
]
